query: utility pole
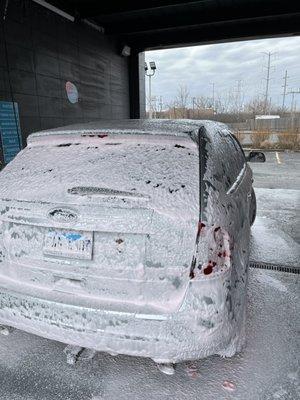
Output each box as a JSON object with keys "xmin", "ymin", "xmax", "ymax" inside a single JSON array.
[
  {"xmin": 152, "ymin": 96, "xmax": 157, "ymax": 119},
  {"xmin": 210, "ymin": 82, "xmax": 215, "ymax": 112},
  {"xmin": 159, "ymin": 96, "xmax": 163, "ymax": 113},
  {"xmin": 262, "ymin": 52, "xmax": 275, "ymax": 114},
  {"xmin": 192, "ymin": 97, "xmax": 196, "ymax": 118},
  {"xmin": 287, "ymin": 89, "xmax": 300, "ymax": 130},
  {"xmin": 281, "ymin": 70, "xmax": 289, "ymax": 110},
  {"xmin": 236, "ymin": 79, "xmax": 242, "ymax": 120},
  {"xmin": 288, "ymin": 89, "xmax": 300, "ymax": 112},
  {"xmin": 149, "ymin": 75, "xmax": 152, "ymax": 118}
]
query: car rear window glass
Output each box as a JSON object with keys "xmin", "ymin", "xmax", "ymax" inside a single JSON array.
[{"xmin": 1, "ymin": 134, "xmax": 199, "ymax": 219}]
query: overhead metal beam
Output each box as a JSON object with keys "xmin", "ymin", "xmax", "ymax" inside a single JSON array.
[
  {"xmin": 32, "ymin": 0, "xmax": 75, "ymax": 21},
  {"xmin": 31, "ymin": 0, "xmax": 105, "ymax": 34},
  {"xmin": 43, "ymin": 0, "xmax": 300, "ymax": 51},
  {"xmin": 94, "ymin": 1, "xmax": 299, "ymax": 35},
  {"xmin": 45, "ymin": 0, "xmax": 201, "ymax": 18},
  {"xmin": 123, "ymin": 12, "xmax": 300, "ymax": 51}
]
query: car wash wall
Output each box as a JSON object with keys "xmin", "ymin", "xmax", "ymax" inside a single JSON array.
[{"xmin": 0, "ymin": 0, "xmax": 132, "ymax": 164}]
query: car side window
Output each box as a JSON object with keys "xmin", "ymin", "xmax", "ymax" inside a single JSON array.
[
  {"xmin": 230, "ymin": 132, "xmax": 247, "ymax": 161},
  {"xmin": 217, "ymin": 128, "xmax": 245, "ymax": 192}
]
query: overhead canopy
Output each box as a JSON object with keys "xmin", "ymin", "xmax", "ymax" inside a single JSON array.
[{"xmin": 45, "ymin": 0, "xmax": 300, "ymax": 50}]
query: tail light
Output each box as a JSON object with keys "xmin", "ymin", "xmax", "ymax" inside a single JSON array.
[{"xmin": 190, "ymin": 222, "xmax": 231, "ymax": 280}]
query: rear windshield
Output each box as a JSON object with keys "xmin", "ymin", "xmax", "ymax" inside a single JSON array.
[{"xmin": 1, "ymin": 134, "xmax": 199, "ymax": 218}]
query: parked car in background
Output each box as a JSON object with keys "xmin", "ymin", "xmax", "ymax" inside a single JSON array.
[{"xmin": 0, "ymin": 120, "xmax": 264, "ymax": 374}]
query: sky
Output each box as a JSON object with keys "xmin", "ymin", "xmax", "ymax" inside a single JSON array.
[{"xmin": 145, "ymin": 36, "xmax": 300, "ymax": 112}]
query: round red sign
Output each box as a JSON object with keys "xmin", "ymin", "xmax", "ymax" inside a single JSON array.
[{"xmin": 65, "ymin": 81, "xmax": 78, "ymax": 104}]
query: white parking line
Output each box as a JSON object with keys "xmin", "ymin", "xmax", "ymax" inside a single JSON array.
[{"xmin": 275, "ymin": 152, "xmax": 282, "ymax": 164}]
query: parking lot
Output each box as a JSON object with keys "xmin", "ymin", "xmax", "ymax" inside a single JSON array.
[{"xmin": 0, "ymin": 151, "xmax": 299, "ymax": 400}]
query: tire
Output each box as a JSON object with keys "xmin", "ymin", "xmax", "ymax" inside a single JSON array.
[{"xmin": 249, "ymin": 188, "xmax": 256, "ymax": 226}]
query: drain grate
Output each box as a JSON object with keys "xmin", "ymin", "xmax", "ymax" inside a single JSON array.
[{"xmin": 249, "ymin": 261, "xmax": 299, "ymax": 274}]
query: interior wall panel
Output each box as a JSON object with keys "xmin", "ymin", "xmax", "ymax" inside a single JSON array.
[{"xmin": 0, "ymin": 0, "xmax": 131, "ymax": 150}]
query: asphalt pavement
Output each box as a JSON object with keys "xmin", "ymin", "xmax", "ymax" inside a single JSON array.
[{"xmin": 249, "ymin": 150, "xmax": 300, "ymax": 190}]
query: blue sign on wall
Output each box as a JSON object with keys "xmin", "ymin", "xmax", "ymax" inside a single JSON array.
[{"xmin": 0, "ymin": 101, "xmax": 22, "ymax": 165}]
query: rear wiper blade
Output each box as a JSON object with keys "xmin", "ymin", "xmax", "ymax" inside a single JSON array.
[{"xmin": 68, "ymin": 187, "xmax": 149, "ymax": 200}]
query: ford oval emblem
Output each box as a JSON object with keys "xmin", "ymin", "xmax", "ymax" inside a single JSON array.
[{"xmin": 48, "ymin": 208, "xmax": 78, "ymax": 222}]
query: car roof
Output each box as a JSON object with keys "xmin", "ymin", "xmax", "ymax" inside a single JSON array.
[{"xmin": 30, "ymin": 119, "xmax": 220, "ymax": 141}]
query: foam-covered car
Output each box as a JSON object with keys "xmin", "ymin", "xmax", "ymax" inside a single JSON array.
[{"xmin": 0, "ymin": 120, "xmax": 264, "ymax": 374}]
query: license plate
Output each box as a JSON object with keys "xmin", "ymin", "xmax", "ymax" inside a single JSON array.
[{"xmin": 43, "ymin": 229, "xmax": 93, "ymax": 260}]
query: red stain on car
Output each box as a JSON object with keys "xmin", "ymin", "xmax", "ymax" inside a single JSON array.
[
  {"xmin": 203, "ymin": 265, "xmax": 213, "ymax": 275},
  {"xmin": 197, "ymin": 222, "xmax": 206, "ymax": 235}
]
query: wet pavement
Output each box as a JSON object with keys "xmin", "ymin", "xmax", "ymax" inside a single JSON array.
[
  {"xmin": 0, "ymin": 268, "xmax": 298, "ymax": 400},
  {"xmin": 0, "ymin": 151, "xmax": 299, "ymax": 400},
  {"xmin": 249, "ymin": 151, "xmax": 300, "ymax": 267},
  {"xmin": 249, "ymin": 150, "xmax": 300, "ymax": 190}
]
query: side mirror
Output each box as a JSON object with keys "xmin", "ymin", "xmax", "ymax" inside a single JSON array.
[{"xmin": 247, "ymin": 151, "xmax": 266, "ymax": 163}]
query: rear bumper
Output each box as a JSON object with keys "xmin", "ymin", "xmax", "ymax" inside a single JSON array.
[{"xmin": 0, "ymin": 273, "xmax": 243, "ymax": 363}]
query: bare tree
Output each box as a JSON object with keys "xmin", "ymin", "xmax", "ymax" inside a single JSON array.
[
  {"xmin": 193, "ymin": 96, "xmax": 212, "ymax": 110},
  {"xmin": 245, "ymin": 97, "xmax": 269, "ymax": 115},
  {"xmin": 176, "ymin": 84, "xmax": 190, "ymax": 109}
]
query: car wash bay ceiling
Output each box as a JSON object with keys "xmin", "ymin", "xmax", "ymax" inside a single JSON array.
[{"xmin": 44, "ymin": 0, "xmax": 300, "ymax": 50}]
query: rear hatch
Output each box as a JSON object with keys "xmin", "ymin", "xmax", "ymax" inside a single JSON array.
[{"xmin": 0, "ymin": 131, "xmax": 199, "ymax": 313}]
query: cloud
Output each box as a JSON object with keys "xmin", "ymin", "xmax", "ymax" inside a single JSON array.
[{"xmin": 145, "ymin": 36, "xmax": 300, "ymax": 109}]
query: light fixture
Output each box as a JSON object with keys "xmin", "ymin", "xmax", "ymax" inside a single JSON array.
[
  {"xmin": 144, "ymin": 61, "xmax": 157, "ymax": 119},
  {"xmin": 32, "ymin": 0, "xmax": 105, "ymax": 33},
  {"xmin": 149, "ymin": 61, "xmax": 156, "ymax": 71},
  {"xmin": 121, "ymin": 45, "xmax": 131, "ymax": 57},
  {"xmin": 32, "ymin": 0, "xmax": 75, "ymax": 21}
]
